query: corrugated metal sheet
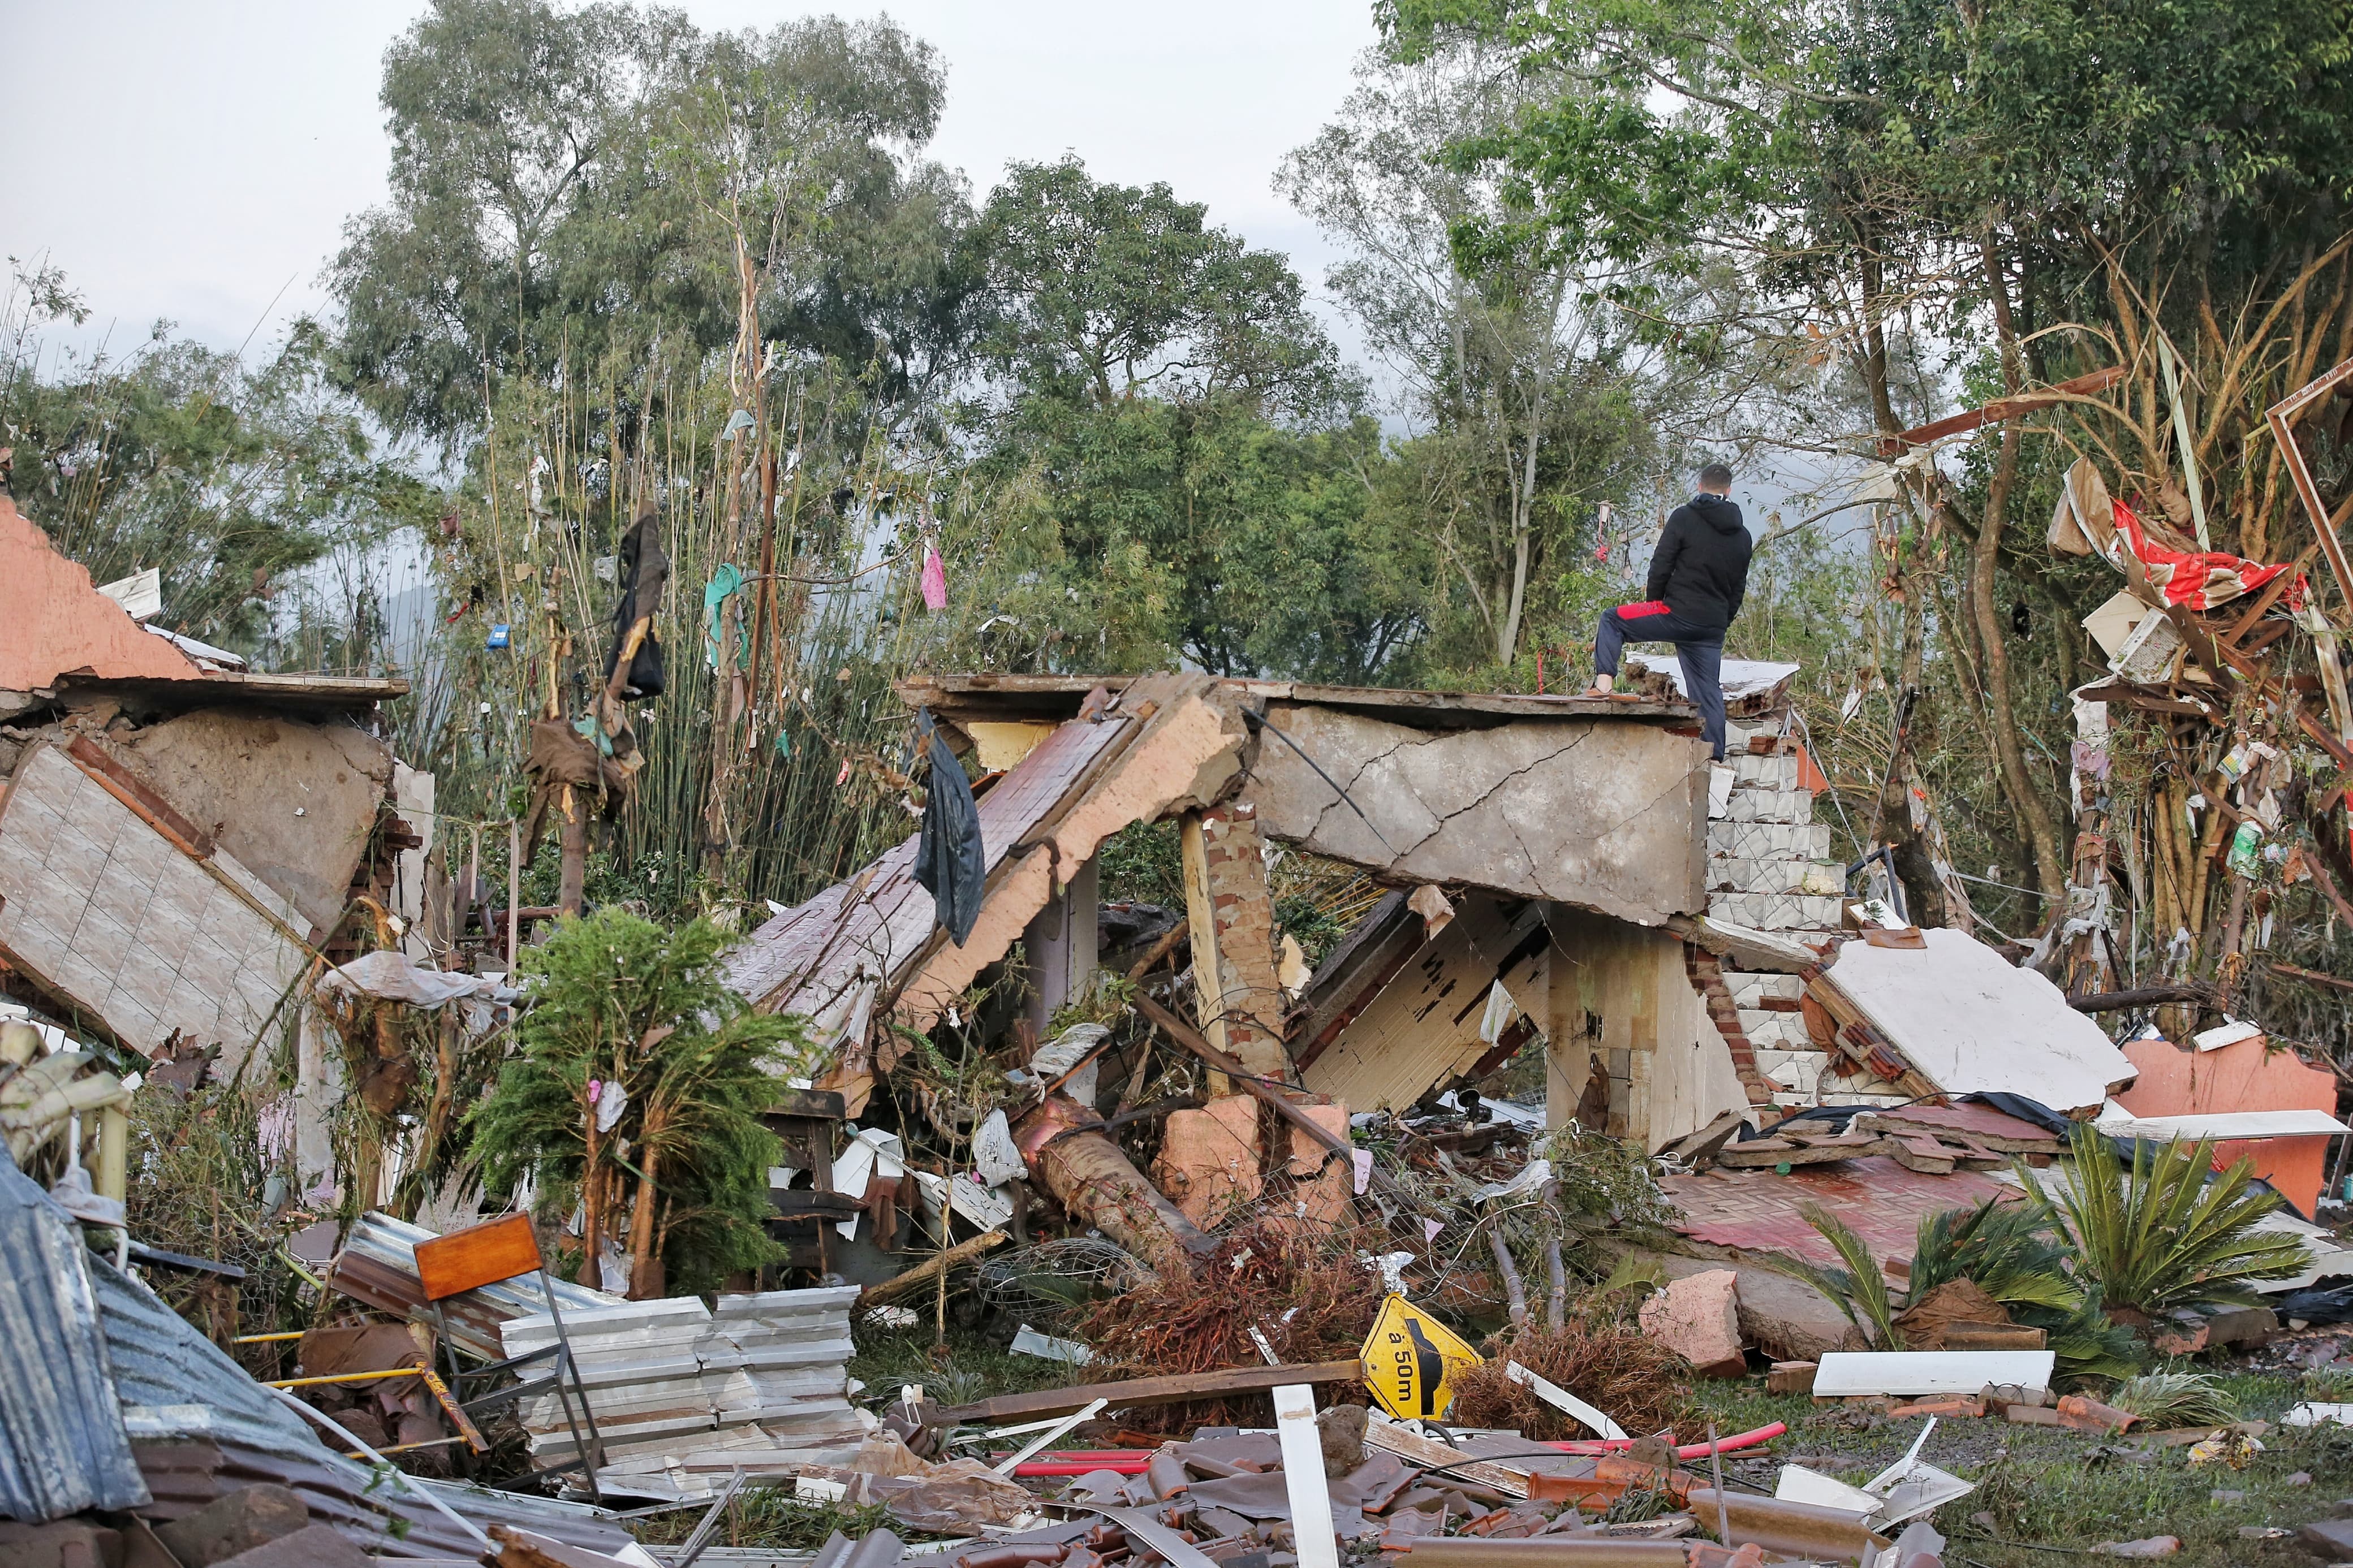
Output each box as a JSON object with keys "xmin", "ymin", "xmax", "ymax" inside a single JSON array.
[
  {"xmin": 722, "ymin": 672, "xmax": 1238, "ymax": 1040},
  {"xmin": 326, "ymin": 1211, "xmax": 622, "ymax": 1360},
  {"xmin": 0, "ymin": 1144, "xmax": 147, "ymax": 1521},
  {"xmin": 501, "ymin": 1286, "xmax": 865, "ymax": 1500},
  {"xmin": 92, "ymin": 1245, "xmax": 635, "ymax": 1556}
]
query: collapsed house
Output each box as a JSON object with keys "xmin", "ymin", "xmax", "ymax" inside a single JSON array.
[
  {"xmin": 719, "ymin": 659, "xmax": 2157, "ymax": 1280},
  {"xmin": 0, "ymin": 492, "xmax": 445, "ymax": 1203}
]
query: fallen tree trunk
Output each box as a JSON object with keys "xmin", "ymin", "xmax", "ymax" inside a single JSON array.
[{"xmin": 1012, "ymin": 1092, "xmax": 1216, "ymax": 1275}]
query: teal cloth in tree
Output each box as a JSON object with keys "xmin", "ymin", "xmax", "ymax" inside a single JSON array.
[
  {"xmin": 911, "ymin": 709, "xmax": 984, "ymax": 946},
  {"xmin": 704, "ymin": 563, "xmax": 747, "ymax": 670}
]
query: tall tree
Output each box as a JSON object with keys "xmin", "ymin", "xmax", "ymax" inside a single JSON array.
[{"xmin": 1280, "ymin": 47, "xmax": 1713, "ymax": 669}]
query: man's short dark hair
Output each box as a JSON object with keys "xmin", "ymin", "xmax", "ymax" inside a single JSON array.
[{"xmin": 1699, "ymin": 463, "xmax": 1734, "ymax": 490}]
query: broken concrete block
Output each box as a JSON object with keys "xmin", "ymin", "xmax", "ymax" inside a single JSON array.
[
  {"xmin": 2055, "ymin": 1394, "xmax": 2137, "ymax": 1433},
  {"xmin": 1154, "ymin": 1095, "xmax": 1263, "ymax": 1226},
  {"xmin": 2300, "ymin": 1520, "xmax": 2353, "ymax": 1561},
  {"xmin": 1657, "ymin": 1254, "xmax": 1867, "ymax": 1361},
  {"xmin": 1766, "ymin": 1362, "xmax": 1817, "ymax": 1396},
  {"xmin": 1285, "ymin": 1103, "xmax": 1354, "ymax": 1228},
  {"xmin": 208, "ymin": 1525, "xmax": 369, "ymax": 1568},
  {"xmin": 154, "ymin": 1484, "xmax": 311, "ymax": 1567},
  {"xmin": 2204, "ymin": 1306, "xmax": 2279, "ymax": 1349},
  {"xmin": 2005, "ymin": 1404, "xmax": 2063, "ymax": 1427},
  {"xmin": 2089, "ymin": 1537, "xmax": 2178, "ymax": 1558},
  {"xmin": 1638, "ymin": 1268, "xmax": 1744, "ymax": 1373}
]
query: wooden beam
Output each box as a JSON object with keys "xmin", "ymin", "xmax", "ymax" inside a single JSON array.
[
  {"xmin": 2066, "ymin": 983, "xmax": 2219, "ymax": 1013},
  {"xmin": 857, "ymin": 1229, "xmax": 1007, "ymax": 1310},
  {"xmin": 1131, "ymin": 991, "xmax": 1357, "ymax": 1169},
  {"xmin": 2264, "ymin": 353, "xmax": 2353, "ymax": 608},
  {"xmin": 928, "ymin": 1359, "xmax": 1365, "ymax": 1427}
]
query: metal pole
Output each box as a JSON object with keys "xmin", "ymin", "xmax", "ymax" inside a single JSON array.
[
  {"xmin": 1705, "ymin": 1422, "xmax": 1730, "ymax": 1548},
  {"xmin": 537, "ymin": 1264, "xmax": 605, "ymax": 1501}
]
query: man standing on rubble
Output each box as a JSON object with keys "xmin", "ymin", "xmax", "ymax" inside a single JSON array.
[{"xmin": 1585, "ymin": 462, "xmax": 1752, "ymax": 761}]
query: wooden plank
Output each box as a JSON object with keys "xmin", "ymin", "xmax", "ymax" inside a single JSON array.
[
  {"xmin": 1273, "ymin": 1385, "xmax": 1342, "ymax": 1568},
  {"xmin": 413, "ymin": 1213, "xmax": 542, "ymax": 1301},
  {"xmin": 927, "ymin": 1359, "xmax": 1364, "ymax": 1426},
  {"xmin": 1295, "ymin": 896, "xmax": 1516, "ymax": 1114},
  {"xmin": 1363, "ymin": 1419, "xmax": 1531, "ymax": 1498}
]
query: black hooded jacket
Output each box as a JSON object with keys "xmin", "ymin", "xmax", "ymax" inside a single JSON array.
[{"xmin": 1644, "ymin": 493, "xmax": 1752, "ymax": 633}]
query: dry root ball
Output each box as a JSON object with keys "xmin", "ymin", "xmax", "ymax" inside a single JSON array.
[
  {"xmin": 1445, "ymin": 1317, "xmax": 1695, "ymax": 1441},
  {"xmin": 1074, "ymin": 1220, "xmax": 1387, "ymax": 1433}
]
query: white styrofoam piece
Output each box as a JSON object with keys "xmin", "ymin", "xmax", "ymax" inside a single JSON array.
[
  {"xmin": 1775, "ymin": 1466, "xmax": 1880, "ymax": 1515},
  {"xmin": 1626, "ymin": 651, "xmax": 1802, "ymax": 703},
  {"xmin": 2192, "ymin": 1019, "xmax": 2264, "ymax": 1052},
  {"xmin": 1863, "ymin": 1419, "xmax": 1974, "ymax": 1524},
  {"xmin": 1819, "ymin": 928, "xmax": 2136, "ymax": 1112},
  {"xmin": 2283, "ymin": 1402, "xmax": 2353, "ymax": 1428},
  {"xmin": 1272, "ymin": 1384, "xmax": 1342, "ymax": 1568},
  {"xmin": 1811, "ymin": 1351, "xmax": 2053, "ymax": 1398},
  {"xmin": 96, "ymin": 566, "xmax": 163, "ymax": 620},
  {"xmin": 2094, "ymin": 1107, "xmax": 2349, "ymax": 1140}
]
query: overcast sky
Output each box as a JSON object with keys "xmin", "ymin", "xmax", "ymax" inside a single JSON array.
[{"xmin": 0, "ymin": 0, "xmax": 1379, "ymax": 359}]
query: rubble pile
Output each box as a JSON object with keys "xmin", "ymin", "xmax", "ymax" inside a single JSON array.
[{"xmin": 7, "ymin": 377, "xmax": 2353, "ymax": 1568}]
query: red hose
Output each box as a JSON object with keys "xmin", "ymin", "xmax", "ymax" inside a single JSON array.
[
  {"xmin": 1548, "ymin": 1421, "xmax": 1787, "ymax": 1458},
  {"xmin": 1005, "ymin": 1422, "xmax": 1786, "ymax": 1478}
]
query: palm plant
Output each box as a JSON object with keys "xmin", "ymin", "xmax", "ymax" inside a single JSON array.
[
  {"xmin": 2109, "ymin": 1370, "xmax": 2238, "ymax": 1428},
  {"xmin": 2050, "ymin": 1123, "xmax": 2309, "ymax": 1319},
  {"xmin": 1760, "ymin": 1203, "xmax": 1903, "ymax": 1347},
  {"xmin": 468, "ymin": 909, "xmax": 818, "ymax": 1297},
  {"xmin": 1910, "ymin": 1192, "xmax": 2141, "ymax": 1381}
]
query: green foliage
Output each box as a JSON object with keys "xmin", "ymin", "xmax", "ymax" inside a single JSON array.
[
  {"xmin": 332, "ymin": 0, "xmax": 959, "ymax": 445},
  {"xmin": 1, "ymin": 266, "xmax": 433, "ymax": 662},
  {"xmin": 2109, "ymin": 1371, "xmax": 2239, "ymax": 1429},
  {"xmin": 468, "ymin": 908, "xmax": 817, "ymax": 1293},
  {"xmin": 1761, "ymin": 1202, "xmax": 1903, "ymax": 1348},
  {"xmin": 2050, "ymin": 1125, "xmax": 2311, "ymax": 1319},
  {"xmin": 1909, "ymin": 1193, "xmax": 2143, "ymax": 1382},
  {"xmin": 968, "ymin": 156, "xmax": 1343, "ymax": 416}
]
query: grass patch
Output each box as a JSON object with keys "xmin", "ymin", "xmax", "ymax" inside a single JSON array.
[
  {"xmin": 1687, "ymin": 1372, "xmax": 2353, "ymax": 1568},
  {"xmin": 848, "ymin": 1318, "xmax": 1084, "ymax": 1413}
]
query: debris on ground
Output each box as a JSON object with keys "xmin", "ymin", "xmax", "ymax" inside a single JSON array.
[{"xmin": 10, "ymin": 448, "xmax": 2353, "ymax": 1568}]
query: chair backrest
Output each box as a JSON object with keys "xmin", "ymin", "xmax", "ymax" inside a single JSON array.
[{"xmin": 413, "ymin": 1212, "xmax": 543, "ymax": 1302}]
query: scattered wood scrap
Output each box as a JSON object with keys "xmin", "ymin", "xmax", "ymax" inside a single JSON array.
[{"xmin": 925, "ymin": 1360, "xmax": 1365, "ymax": 1427}]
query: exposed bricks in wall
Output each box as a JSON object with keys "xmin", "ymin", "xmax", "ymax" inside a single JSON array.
[
  {"xmin": 1683, "ymin": 943, "xmax": 1777, "ymax": 1107},
  {"xmin": 1182, "ymin": 802, "xmax": 1288, "ymax": 1085}
]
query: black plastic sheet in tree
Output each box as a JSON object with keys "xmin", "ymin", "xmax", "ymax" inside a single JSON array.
[{"xmin": 912, "ymin": 709, "xmax": 984, "ymax": 947}]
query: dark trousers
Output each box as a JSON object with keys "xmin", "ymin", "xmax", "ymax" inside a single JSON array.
[{"xmin": 1595, "ymin": 601, "xmax": 1729, "ymax": 760}]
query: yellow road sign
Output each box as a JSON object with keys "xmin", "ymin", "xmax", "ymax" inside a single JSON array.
[{"xmin": 1360, "ymin": 1293, "xmax": 1482, "ymax": 1420}]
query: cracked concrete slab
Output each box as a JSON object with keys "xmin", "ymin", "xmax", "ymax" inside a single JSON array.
[{"xmin": 1244, "ymin": 703, "xmax": 1707, "ymax": 925}]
